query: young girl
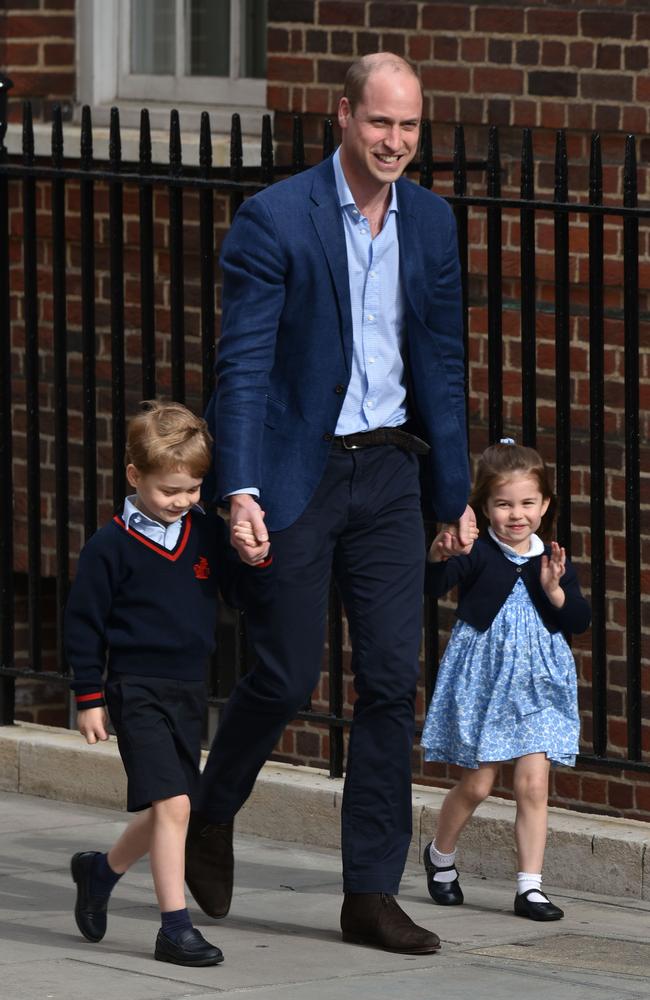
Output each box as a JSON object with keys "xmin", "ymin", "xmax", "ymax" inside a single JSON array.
[{"xmin": 421, "ymin": 439, "xmax": 590, "ymax": 921}]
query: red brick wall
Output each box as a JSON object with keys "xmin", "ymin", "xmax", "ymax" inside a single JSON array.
[
  {"xmin": 2, "ymin": 0, "xmax": 76, "ymax": 122},
  {"xmin": 267, "ymin": 0, "xmax": 650, "ymax": 178}
]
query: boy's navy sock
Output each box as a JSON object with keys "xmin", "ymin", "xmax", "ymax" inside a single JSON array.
[
  {"xmin": 160, "ymin": 907, "xmax": 193, "ymax": 942},
  {"xmin": 90, "ymin": 852, "xmax": 123, "ymax": 898}
]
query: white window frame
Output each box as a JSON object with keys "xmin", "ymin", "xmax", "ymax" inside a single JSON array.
[
  {"xmin": 76, "ymin": 0, "xmax": 267, "ymax": 137},
  {"xmin": 117, "ymin": 0, "xmax": 266, "ymax": 107}
]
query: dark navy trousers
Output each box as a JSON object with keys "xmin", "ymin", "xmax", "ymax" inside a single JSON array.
[{"xmin": 199, "ymin": 444, "xmax": 426, "ymax": 893}]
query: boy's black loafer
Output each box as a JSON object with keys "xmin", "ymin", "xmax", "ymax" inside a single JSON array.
[
  {"xmin": 422, "ymin": 841, "xmax": 464, "ymax": 906},
  {"xmin": 70, "ymin": 851, "xmax": 108, "ymax": 942},
  {"xmin": 154, "ymin": 927, "xmax": 224, "ymax": 967},
  {"xmin": 514, "ymin": 889, "xmax": 564, "ymax": 921}
]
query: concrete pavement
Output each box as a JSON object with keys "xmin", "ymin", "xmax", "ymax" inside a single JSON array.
[{"xmin": 1, "ymin": 790, "xmax": 650, "ymax": 1000}]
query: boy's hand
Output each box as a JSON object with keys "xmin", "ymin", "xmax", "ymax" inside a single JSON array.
[
  {"xmin": 232, "ymin": 520, "xmax": 259, "ymax": 547},
  {"xmin": 229, "ymin": 495, "xmax": 270, "ymax": 565},
  {"xmin": 540, "ymin": 541, "xmax": 566, "ymax": 608},
  {"xmin": 77, "ymin": 707, "xmax": 109, "ymax": 744}
]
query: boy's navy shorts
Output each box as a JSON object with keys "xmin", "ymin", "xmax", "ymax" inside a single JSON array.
[{"xmin": 105, "ymin": 675, "xmax": 205, "ymax": 813}]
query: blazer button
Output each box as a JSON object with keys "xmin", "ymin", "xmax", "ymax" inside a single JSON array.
[
  {"xmin": 516, "ymin": 566, "xmax": 522, "ymax": 573},
  {"xmin": 323, "ymin": 432, "xmax": 333, "ymax": 442},
  {"xmin": 335, "ymin": 384, "xmax": 345, "ymax": 395}
]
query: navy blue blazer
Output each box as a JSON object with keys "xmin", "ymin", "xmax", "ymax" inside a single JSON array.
[
  {"xmin": 207, "ymin": 155, "xmax": 471, "ymax": 531},
  {"xmin": 425, "ymin": 535, "xmax": 591, "ymax": 636}
]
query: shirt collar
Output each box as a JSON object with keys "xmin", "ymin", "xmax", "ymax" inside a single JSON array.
[
  {"xmin": 122, "ymin": 495, "xmax": 204, "ymax": 531},
  {"xmin": 332, "ymin": 146, "xmax": 399, "ymax": 216},
  {"xmin": 488, "ymin": 526, "xmax": 545, "ymax": 560}
]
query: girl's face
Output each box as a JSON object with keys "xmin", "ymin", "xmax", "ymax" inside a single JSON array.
[{"xmin": 484, "ymin": 473, "xmax": 550, "ymax": 554}]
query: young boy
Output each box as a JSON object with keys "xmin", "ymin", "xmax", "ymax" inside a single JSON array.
[{"xmin": 65, "ymin": 400, "xmax": 273, "ymax": 967}]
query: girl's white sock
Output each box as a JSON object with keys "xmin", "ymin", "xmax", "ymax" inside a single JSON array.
[
  {"xmin": 429, "ymin": 841, "xmax": 458, "ymax": 883},
  {"xmin": 517, "ymin": 871, "xmax": 546, "ymax": 903}
]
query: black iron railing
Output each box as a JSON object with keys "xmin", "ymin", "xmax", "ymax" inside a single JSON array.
[{"xmin": 0, "ymin": 75, "xmax": 646, "ymax": 780}]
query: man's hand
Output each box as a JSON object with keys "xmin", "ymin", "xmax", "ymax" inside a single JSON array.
[
  {"xmin": 77, "ymin": 706, "xmax": 109, "ymax": 744},
  {"xmin": 438, "ymin": 504, "xmax": 478, "ymax": 554},
  {"xmin": 230, "ymin": 494, "xmax": 270, "ymax": 565}
]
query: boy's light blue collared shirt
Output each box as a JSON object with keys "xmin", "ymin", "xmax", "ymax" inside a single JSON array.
[
  {"xmin": 123, "ymin": 496, "xmax": 204, "ymax": 551},
  {"xmin": 332, "ymin": 147, "xmax": 408, "ymax": 435}
]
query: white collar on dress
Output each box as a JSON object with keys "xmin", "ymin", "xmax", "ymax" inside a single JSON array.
[{"xmin": 488, "ymin": 525, "xmax": 545, "ymax": 560}]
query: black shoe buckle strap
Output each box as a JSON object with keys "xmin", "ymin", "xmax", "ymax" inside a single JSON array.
[{"xmin": 333, "ymin": 427, "xmax": 430, "ymax": 455}]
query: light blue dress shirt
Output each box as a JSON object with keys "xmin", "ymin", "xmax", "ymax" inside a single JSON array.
[
  {"xmin": 228, "ymin": 150, "xmax": 408, "ymax": 497},
  {"xmin": 332, "ymin": 147, "xmax": 408, "ymax": 435},
  {"xmin": 123, "ymin": 495, "xmax": 204, "ymax": 551}
]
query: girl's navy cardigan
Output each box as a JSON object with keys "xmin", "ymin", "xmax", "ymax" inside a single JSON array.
[{"xmin": 425, "ymin": 534, "xmax": 591, "ymax": 635}]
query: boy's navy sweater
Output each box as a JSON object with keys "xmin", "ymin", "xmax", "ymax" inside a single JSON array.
[
  {"xmin": 65, "ymin": 510, "xmax": 273, "ymax": 710},
  {"xmin": 425, "ymin": 534, "xmax": 591, "ymax": 635}
]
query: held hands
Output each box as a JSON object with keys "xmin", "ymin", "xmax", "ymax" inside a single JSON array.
[
  {"xmin": 540, "ymin": 541, "xmax": 567, "ymax": 608},
  {"xmin": 429, "ymin": 505, "xmax": 479, "ymax": 562},
  {"xmin": 77, "ymin": 706, "xmax": 109, "ymax": 744},
  {"xmin": 230, "ymin": 494, "xmax": 270, "ymax": 565}
]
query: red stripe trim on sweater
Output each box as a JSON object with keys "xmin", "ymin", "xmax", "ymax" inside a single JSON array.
[
  {"xmin": 112, "ymin": 512, "xmax": 192, "ymax": 561},
  {"xmin": 76, "ymin": 692, "xmax": 104, "ymax": 703}
]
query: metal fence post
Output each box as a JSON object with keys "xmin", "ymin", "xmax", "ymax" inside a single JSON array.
[{"xmin": 0, "ymin": 76, "xmax": 15, "ymax": 723}]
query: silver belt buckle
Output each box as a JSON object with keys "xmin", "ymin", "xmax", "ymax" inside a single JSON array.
[{"xmin": 340, "ymin": 435, "xmax": 360, "ymax": 450}]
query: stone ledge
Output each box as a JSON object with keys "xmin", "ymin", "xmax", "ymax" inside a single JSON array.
[{"xmin": 1, "ymin": 722, "xmax": 648, "ymax": 899}]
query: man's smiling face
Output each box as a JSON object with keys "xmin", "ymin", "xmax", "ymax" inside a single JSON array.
[{"xmin": 338, "ymin": 66, "xmax": 422, "ymax": 193}]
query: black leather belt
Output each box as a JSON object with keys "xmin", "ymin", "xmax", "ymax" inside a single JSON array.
[{"xmin": 332, "ymin": 428, "xmax": 430, "ymax": 455}]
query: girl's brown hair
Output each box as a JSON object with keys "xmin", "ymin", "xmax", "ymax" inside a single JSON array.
[
  {"xmin": 125, "ymin": 400, "xmax": 212, "ymax": 478},
  {"xmin": 470, "ymin": 441, "xmax": 557, "ymax": 540}
]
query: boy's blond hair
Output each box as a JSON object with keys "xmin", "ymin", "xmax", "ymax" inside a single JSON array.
[{"xmin": 125, "ymin": 400, "xmax": 213, "ymax": 478}]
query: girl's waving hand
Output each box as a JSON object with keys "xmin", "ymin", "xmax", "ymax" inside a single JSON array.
[{"xmin": 540, "ymin": 541, "xmax": 566, "ymax": 608}]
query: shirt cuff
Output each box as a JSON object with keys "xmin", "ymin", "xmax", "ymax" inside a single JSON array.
[{"xmin": 225, "ymin": 489, "xmax": 260, "ymax": 499}]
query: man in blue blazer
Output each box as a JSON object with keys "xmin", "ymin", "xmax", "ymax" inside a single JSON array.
[{"xmin": 188, "ymin": 53, "xmax": 474, "ymax": 954}]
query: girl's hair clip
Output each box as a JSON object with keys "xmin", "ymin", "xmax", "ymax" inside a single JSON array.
[{"xmin": 499, "ymin": 437, "xmax": 516, "ymax": 445}]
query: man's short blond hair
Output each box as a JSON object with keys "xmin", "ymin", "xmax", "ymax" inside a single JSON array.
[
  {"xmin": 343, "ymin": 53, "xmax": 422, "ymax": 113},
  {"xmin": 125, "ymin": 400, "xmax": 213, "ymax": 478}
]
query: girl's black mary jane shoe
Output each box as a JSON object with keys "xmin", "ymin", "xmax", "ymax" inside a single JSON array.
[
  {"xmin": 514, "ymin": 888, "xmax": 564, "ymax": 921},
  {"xmin": 422, "ymin": 841, "xmax": 464, "ymax": 906}
]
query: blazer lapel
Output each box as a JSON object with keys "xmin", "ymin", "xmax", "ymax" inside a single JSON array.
[
  {"xmin": 396, "ymin": 179, "xmax": 426, "ymax": 317},
  {"xmin": 309, "ymin": 162, "xmax": 353, "ymax": 371}
]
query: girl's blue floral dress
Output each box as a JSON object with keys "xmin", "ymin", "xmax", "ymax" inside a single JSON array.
[{"xmin": 421, "ymin": 530, "xmax": 580, "ymax": 768}]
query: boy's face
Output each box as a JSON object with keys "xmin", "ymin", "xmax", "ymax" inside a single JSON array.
[{"xmin": 126, "ymin": 464, "xmax": 203, "ymax": 525}]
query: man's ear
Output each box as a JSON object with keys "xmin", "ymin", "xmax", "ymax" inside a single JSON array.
[{"xmin": 338, "ymin": 96, "xmax": 351, "ymax": 130}]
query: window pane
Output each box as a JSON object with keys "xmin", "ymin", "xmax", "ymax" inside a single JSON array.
[
  {"xmin": 187, "ymin": 0, "xmax": 230, "ymax": 77},
  {"xmin": 131, "ymin": 0, "xmax": 176, "ymax": 75},
  {"xmin": 241, "ymin": 0, "xmax": 267, "ymax": 78}
]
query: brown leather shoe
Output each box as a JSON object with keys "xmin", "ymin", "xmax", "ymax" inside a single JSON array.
[
  {"xmin": 184, "ymin": 814, "xmax": 234, "ymax": 919},
  {"xmin": 340, "ymin": 892, "xmax": 441, "ymax": 954}
]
